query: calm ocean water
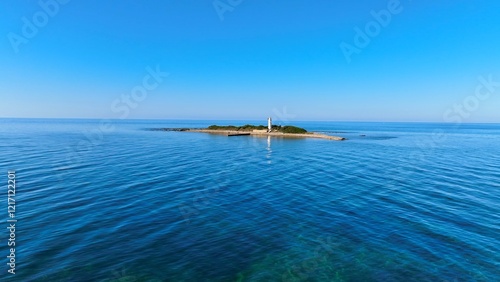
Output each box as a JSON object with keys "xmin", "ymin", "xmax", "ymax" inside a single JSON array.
[{"xmin": 0, "ymin": 118, "xmax": 499, "ymax": 281}]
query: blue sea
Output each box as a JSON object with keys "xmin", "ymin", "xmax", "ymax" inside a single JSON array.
[{"xmin": 1, "ymin": 118, "xmax": 499, "ymax": 281}]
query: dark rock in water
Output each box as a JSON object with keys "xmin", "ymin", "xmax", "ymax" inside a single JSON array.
[
  {"xmin": 168, "ymin": 128, "xmax": 191, "ymax": 132},
  {"xmin": 148, "ymin": 128, "xmax": 191, "ymax": 132}
]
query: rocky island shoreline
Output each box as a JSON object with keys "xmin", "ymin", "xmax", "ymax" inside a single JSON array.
[{"xmin": 152, "ymin": 124, "xmax": 346, "ymax": 141}]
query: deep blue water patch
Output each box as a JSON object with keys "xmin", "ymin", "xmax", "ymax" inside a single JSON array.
[{"xmin": 0, "ymin": 119, "xmax": 499, "ymax": 281}]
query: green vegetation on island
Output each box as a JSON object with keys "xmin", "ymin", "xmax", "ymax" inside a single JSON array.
[{"xmin": 207, "ymin": 124, "xmax": 307, "ymax": 134}]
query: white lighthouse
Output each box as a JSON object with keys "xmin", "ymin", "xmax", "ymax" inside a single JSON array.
[{"xmin": 267, "ymin": 117, "xmax": 272, "ymax": 132}]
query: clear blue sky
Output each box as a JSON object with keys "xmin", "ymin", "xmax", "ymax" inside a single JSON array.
[{"xmin": 1, "ymin": 0, "xmax": 499, "ymax": 122}]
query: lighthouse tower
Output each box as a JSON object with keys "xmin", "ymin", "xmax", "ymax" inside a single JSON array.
[{"xmin": 267, "ymin": 117, "xmax": 272, "ymax": 132}]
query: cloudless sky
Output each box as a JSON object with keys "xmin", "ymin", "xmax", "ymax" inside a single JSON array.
[{"xmin": 1, "ymin": 0, "xmax": 500, "ymax": 122}]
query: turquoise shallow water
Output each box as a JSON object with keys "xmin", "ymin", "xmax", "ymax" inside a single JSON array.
[{"xmin": 0, "ymin": 119, "xmax": 499, "ymax": 281}]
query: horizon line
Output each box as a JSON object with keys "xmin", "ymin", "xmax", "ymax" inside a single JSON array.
[{"xmin": 1, "ymin": 117, "xmax": 500, "ymax": 125}]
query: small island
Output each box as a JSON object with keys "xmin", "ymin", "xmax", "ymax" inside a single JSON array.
[{"xmin": 153, "ymin": 118, "xmax": 346, "ymax": 141}]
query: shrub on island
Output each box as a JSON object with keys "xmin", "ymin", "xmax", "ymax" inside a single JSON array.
[
  {"xmin": 207, "ymin": 124, "xmax": 307, "ymax": 134},
  {"xmin": 208, "ymin": 124, "xmax": 267, "ymax": 131},
  {"xmin": 208, "ymin": 125, "xmax": 238, "ymax": 130},
  {"xmin": 281, "ymin": 126, "xmax": 307, "ymax": 134}
]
